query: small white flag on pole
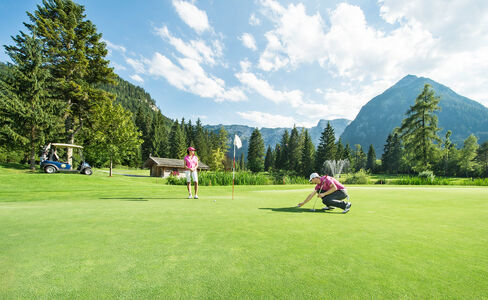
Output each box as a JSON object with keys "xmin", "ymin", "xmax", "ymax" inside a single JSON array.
[
  {"xmin": 234, "ymin": 134, "xmax": 242, "ymax": 149},
  {"xmin": 232, "ymin": 135, "xmax": 242, "ymax": 200}
]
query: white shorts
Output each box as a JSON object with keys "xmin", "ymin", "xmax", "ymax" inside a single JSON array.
[{"xmin": 186, "ymin": 170, "xmax": 198, "ymax": 183}]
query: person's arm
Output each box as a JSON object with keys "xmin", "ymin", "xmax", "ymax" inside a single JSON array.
[
  {"xmin": 318, "ymin": 182, "xmax": 337, "ymax": 198},
  {"xmin": 193, "ymin": 157, "xmax": 199, "ymax": 172},
  {"xmin": 184, "ymin": 157, "xmax": 192, "ymax": 171},
  {"xmin": 297, "ymin": 190, "xmax": 318, "ymax": 207}
]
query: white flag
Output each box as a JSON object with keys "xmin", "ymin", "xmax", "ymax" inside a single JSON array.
[{"xmin": 234, "ymin": 134, "xmax": 242, "ymax": 149}]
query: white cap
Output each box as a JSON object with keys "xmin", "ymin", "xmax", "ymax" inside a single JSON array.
[{"xmin": 309, "ymin": 173, "xmax": 320, "ymax": 182}]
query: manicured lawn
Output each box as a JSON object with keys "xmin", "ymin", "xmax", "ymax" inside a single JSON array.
[{"xmin": 1, "ymin": 166, "xmax": 487, "ymax": 299}]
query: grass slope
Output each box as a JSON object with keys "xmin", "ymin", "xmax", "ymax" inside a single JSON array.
[{"xmin": 1, "ymin": 166, "xmax": 487, "ymax": 299}]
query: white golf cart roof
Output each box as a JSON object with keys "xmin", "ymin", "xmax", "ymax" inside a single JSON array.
[{"xmin": 50, "ymin": 143, "xmax": 83, "ymax": 149}]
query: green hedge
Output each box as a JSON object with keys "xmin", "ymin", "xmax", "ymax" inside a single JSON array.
[{"xmin": 165, "ymin": 171, "xmax": 309, "ymax": 186}]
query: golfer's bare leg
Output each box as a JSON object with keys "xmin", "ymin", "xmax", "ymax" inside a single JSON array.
[
  {"xmin": 187, "ymin": 182, "xmax": 192, "ymax": 195},
  {"xmin": 194, "ymin": 182, "xmax": 198, "ymax": 196}
]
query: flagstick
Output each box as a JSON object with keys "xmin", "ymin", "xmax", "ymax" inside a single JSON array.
[{"xmin": 232, "ymin": 140, "xmax": 236, "ymax": 200}]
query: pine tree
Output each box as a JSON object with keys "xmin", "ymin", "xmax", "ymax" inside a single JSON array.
[
  {"xmin": 135, "ymin": 105, "xmax": 152, "ymax": 161},
  {"xmin": 315, "ymin": 122, "xmax": 336, "ymax": 173},
  {"xmin": 477, "ymin": 141, "xmax": 488, "ymax": 177},
  {"xmin": 353, "ymin": 144, "xmax": 367, "ymax": 171},
  {"xmin": 168, "ymin": 119, "xmax": 186, "ymax": 159},
  {"xmin": 26, "ymin": 0, "xmax": 116, "ymax": 164},
  {"xmin": 391, "ymin": 132, "xmax": 404, "ymax": 174},
  {"xmin": 288, "ymin": 126, "xmax": 301, "ymax": 173},
  {"xmin": 247, "ymin": 128, "xmax": 265, "ymax": 172},
  {"xmin": 151, "ymin": 112, "xmax": 168, "ymax": 158},
  {"xmin": 274, "ymin": 144, "xmax": 282, "ymax": 170},
  {"xmin": 194, "ymin": 119, "xmax": 209, "ymax": 163},
  {"xmin": 300, "ymin": 129, "xmax": 315, "ymax": 176},
  {"xmin": 442, "ymin": 130, "xmax": 454, "ymax": 176},
  {"xmin": 381, "ymin": 134, "xmax": 393, "ymax": 173},
  {"xmin": 264, "ymin": 146, "xmax": 274, "ymax": 171},
  {"xmin": 459, "ymin": 134, "xmax": 479, "ymax": 177},
  {"xmin": 399, "ymin": 84, "xmax": 442, "ymax": 171},
  {"xmin": 238, "ymin": 153, "xmax": 246, "ymax": 171},
  {"xmin": 278, "ymin": 130, "xmax": 289, "ymax": 170},
  {"xmin": 335, "ymin": 138, "xmax": 344, "ymax": 160},
  {"xmin": 1, "ymin": 32, "xmax": 60, "ymax": 170},
  {"xmin": 366, "ymin": 144, "xmax": 376, "ymax": 172}
]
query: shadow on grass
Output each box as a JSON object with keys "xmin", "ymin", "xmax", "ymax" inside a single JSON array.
[
  {"xmin": 0, "ymin": 163, "xmax": 32, "ymax": 170},
  {"xmin": 100, "ymin": 197, "xmax": 181, "ymax": 201},
  {"xmin": 259, "ymin": 207, "xmax": 344, "ymax": 214}
]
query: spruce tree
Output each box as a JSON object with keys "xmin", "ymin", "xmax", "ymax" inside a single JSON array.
[
  {"xmin": 399, "ymin": 84, "xmax": 442, "ymax": 171},
  {"xmin": 1, "ymin": 32, "xmax": 60, "ymax": 170},
  {"xmin": 335, "ymin": 138, "xmax": 344, "ymax": 160},
  {"xmin": 25, "ymin": 0, "xmax": 116, "ymax": 164},
  {"xmin": 279, "ymin": 130, "xmax": 289, "ymax": 170},
  {"xmin": 247, "ymin": 128, "xmax": 265, "ymax": 172},
  {"xmin": 151, "ymin": 112, "xmax": 168, "ymax": 158},
  {"xmin": 274, "ymin": 144, "xmax": 282, "ymax": 170},
  {"xmin": 442, "ymin": 130, "xmax": 454, "ymax": 176},
  {"xmin": 264, "ymin": 146, "xmax": 274, "ymax": 171},
  {"xmin": 239, "ymin": 153, "xmax": 246, "ymax": 171},
  {"xmin": 315, "ymin": 122, "xmax": 336, "ymax": 172},
  {"xmin": 135, "ymin": 105, "xmax": 152, "ymax": 161},
  {"xmin": 477, "ymin": 141, "xmax": 488, "ymax": 177},
  {"xmin": 366, "ymin": 144, "xmax": 376, "ymax": 172},
  {"xmin": 381, "ymin": 134, "xmax": 393, "ymax": 173},
  {"xmin": 300, "ymin": 129, "xmax": 315, "ymax": 176},
  {"xmin": 168, "ymin": 119, "xmax": 186, "ymax": 159},
  {"xmin": 288, "ymin": 126, "xmax": 300, "ymax": 173},
  {"xmin": 459, "ymin": 134, "xmax": 479, "ymax": 177},
  {"xmin": 194, "ymin": 119, "xmax": 209, "ymax": 163},
  {"xmin": 353, "ymin": 144, "xmax": 367, "ymax": 171},
  {"xmin": 391, "ymin": 132, "xmax": 404, "ymax": 174}
]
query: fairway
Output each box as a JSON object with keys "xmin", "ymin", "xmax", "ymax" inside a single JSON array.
[{"xmin": 1, "ymin": 167, "xmax": 487, "ymax": 299}]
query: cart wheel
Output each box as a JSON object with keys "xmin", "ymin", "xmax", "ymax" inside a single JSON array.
[
  {"xmin": 44, "ymin": 166, "xmax": 56, "ymax": 174},
  {"xmin": 83, "ymin": 168, "xmax": 93, "ymax": 175}
]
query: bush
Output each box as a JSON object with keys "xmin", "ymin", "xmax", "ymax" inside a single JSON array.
[
  {"xmin": 392, "ymin": 176, "xmax": 450, "ymax": 185},
  {"xmin": 461, "ymin": 178, "xmax": 488, "ymax": 186},
  {"xmin": 418, "ymin": 170, "xmax": 435, "ymax": 182},
  {"xmin": 166, "ymin": 175, "xmax": 186, "ymax": 185},
  {"xmin": 344, "ymin": 169, "xmax": 369, "ymax": 184}
]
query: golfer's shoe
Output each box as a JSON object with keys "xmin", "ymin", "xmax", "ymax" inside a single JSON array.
[
  {"xmin": 322, "ymin": 206, "xmax": 335, "ymax": 210},
  {"xmin": 188, "ymin": 195, "xmax": 193, "ymax": 199},
  {"xmin": 194, "ymin": 195, "xmax": 199, "ymax": 199},
  {"xmin": 343, "ymin": 202, "xmax": 352, "ymax": 214}
]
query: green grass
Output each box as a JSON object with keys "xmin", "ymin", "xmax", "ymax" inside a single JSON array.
[{"xmin": 1, "ymin": 166, "xmax": 487, "ymax": 299}]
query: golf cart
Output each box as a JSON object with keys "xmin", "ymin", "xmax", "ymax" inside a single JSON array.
[{"xmin": 40, "ymin": 143, "xmax": 93, "ymax": 175}]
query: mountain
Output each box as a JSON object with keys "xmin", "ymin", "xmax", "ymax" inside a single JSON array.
[
  {"xmin": 341, "ymin": 75, "xmax": 488, "ymax": 155},
  {"xmin": 205, "ymin": 118, "xmax": 351, "ymax": 158}
]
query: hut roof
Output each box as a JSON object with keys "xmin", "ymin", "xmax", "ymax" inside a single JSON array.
[{"xmin": 144, "ymin": 156, "xmax": 210, "ymax": 170}]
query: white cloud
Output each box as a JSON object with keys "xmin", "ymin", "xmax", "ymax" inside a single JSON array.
[
  {"xmin": 155, "ymin": 25, "xmax": 220, "ymax": 65},
  {"xmin": 126, "ymin": 58, "xmax": 146, "ymax": 73},
  {"xmin": 130, "ymin": 74, "xmax": 144, "ymax": 84},
  {"xmin": 259, "ymin": 0, "xmax": 326, "ymax": 71},
  {"xmin": 172, "ymin": 0, "xmax": 211, "ymax": 34},
  {"xmin": 238, "ymin": 111, "xmax": 314, "ymax": 128},
  {"xmin": 102, "ymin": 39, "xmax": 126, "ymax": 54},
  {"xmin": 241, "ymin": 33, "xmax": 257, "ymax": 51},
  {"xmin": 249, "ymin": 13, "xmax": 261, "ymax": 26},
  {"xmin": 148, "ymin": 52, "xmax": 246, "ymax": 102},
  {"xmin": 111, "ymin": 62, "xmax": 127, "ymax": 72}
]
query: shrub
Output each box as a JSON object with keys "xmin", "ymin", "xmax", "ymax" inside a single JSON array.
[
  {"xmin": 344, "ymin": 169, "xmax": 369, "ymax": 184},
  {"xmin": 166, "ymin": 175, "xmax": 186, "ymax": 185},
  {"xmin": 418, "ymin": 170, "xmax": 435, "ymax": 182}
]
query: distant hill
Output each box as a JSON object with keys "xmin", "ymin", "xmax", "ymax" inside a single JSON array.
[
  {"xmin": 341, "ymin": 75, "xmax": 488, "ymax": 155},
  {"xmin": 205, "ymin": 118, "xmax": 351, "ymax": 158}
]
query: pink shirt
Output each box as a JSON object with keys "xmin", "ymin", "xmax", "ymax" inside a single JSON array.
[
  {"xmin": 315, "ymin": 175, "xmax": 345, "ymax": 192},
  {"xmin": 184, "ymin": 155, "xmax": 199, "ymax": 169}
]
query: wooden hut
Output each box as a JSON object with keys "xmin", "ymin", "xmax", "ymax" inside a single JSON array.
[{"xmin": 144, "ymin": 156, "xmax": 210, "ymax": 178}]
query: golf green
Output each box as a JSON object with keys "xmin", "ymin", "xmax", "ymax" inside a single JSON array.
[{"xmin": 1, "ymin": 167, "xmax": 487, "ymax": 299}]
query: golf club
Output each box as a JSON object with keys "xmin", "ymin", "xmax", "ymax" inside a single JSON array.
[{"xmin": 310, "ymin": 179, "xmax": 326, "ymax": 212}]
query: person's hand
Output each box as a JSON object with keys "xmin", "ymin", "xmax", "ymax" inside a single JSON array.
[{"xmin": 318, "ymin": 193, "xmax": 324, "ymax": 198}]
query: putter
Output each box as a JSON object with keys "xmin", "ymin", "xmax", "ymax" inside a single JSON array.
[{"xmin": 310, "ymin": 179, "xmax": 326, "ymax": 212}]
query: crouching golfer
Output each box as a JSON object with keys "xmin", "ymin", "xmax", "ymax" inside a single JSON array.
[
  {"xmin": 298, "ymin": 173, "xmax": 352, "ymax": 213},
  {"xmin": 184, "ymin": 147, "xmax": 199, "ymax": 199}
]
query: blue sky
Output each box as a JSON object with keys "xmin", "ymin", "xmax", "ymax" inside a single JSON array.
[{"xmin": 1, "ymin": 0, "xmax": 488, "ymax": 128}]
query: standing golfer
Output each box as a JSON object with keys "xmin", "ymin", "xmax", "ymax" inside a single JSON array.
[
  {"xmin": 298, "ymin": 173, "xmax": 351, "ymax": 213},
  {"xmin": 184, "ymin": 147, "xmax": 199, "ymax": 199}
]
